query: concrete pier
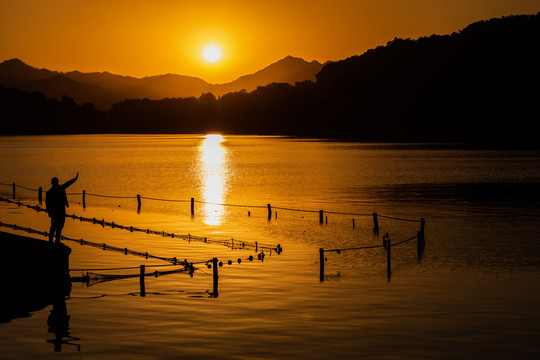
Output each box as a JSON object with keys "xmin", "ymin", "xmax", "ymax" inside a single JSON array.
[{"xmin": 0, "ymin": 231, "xmax": 71, "ymax": 323}]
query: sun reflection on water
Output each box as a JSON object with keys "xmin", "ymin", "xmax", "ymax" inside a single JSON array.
[{"xmin": 198, "ymin": 134, "xmax": 229, "ymax": 226}]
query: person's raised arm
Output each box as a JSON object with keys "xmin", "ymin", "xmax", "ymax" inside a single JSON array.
[{"xmin": 62, "ymin": 172, "xmax": 79, "ymax": 189}]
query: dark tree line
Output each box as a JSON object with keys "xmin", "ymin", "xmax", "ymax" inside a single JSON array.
[
  {"xmin": 314, "ymin": 13, "xmax": 540, "ymax": 144},
  {"xmin": 0, "ymin": 85, "xmax": 107, "ymax": 135},
  {"xmin": 2, "ymin": 13, "xmax": 539, "ymax": 146}
]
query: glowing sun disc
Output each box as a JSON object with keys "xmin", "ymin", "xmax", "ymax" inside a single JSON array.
[{"xmin": 203, "ymin": 45, "xmax": 222, "ymax": 63}]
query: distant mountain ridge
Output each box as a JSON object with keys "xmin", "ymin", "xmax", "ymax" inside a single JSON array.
[
  {"xmin": 213, "ymin": 56, "xmax": 323, "ymax": 95},
  {"xmin": 0, "ymin": 57, "xmax": 323, "ymax": 109}
]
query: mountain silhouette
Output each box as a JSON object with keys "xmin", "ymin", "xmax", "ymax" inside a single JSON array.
[
  {"xmin": 212, "ymin": 56, "xmax": 323, "ymax": 94},
  {"xmin": 0, "ymin": 58, "xmax": 56, "ymax": 81},
  {"xmin": 0, "ymin": 56, "xmax": 322, "ymax": 110}
]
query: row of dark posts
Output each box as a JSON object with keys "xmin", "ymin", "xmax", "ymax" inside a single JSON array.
[
  {"xmin": 12, "ymin": 183, "xmax": 44, "ymax": 203},
  {"xmin": 319, "ymin": 217, "xmax": 426, "ymax": 282},
  {"xmin": 14, "ymin": 183, "xmax": 383, "ymax": 229}
]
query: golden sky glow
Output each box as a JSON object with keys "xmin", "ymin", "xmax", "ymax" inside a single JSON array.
[{"xmin": 1, "ymin": 0, "xmax": 539, "ymax": 83}]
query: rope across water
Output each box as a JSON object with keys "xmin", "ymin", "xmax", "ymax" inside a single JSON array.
[{"xmin": 1, "ymin": 182, "xmax": 422, "ymax": 223}]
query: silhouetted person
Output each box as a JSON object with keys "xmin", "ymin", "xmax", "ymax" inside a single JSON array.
[{"xmin": 46, "ymin": 173, "xmax": 78, "ymax": 243}]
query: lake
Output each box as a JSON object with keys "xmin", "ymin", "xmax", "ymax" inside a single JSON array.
[{"xmin": 1, "ymin": 134, "xmax": 539, "ymax": 359}]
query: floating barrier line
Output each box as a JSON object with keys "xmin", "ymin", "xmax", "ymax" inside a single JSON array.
[
  {"xmin": 323, "ymin": 234, "xmax": 418, "ymax": 253},
  {"xmin": 389, "ymin": 234, "xmax": 419, "ymax": 246},
  {"xmin": 324, "ymin": 244, "xmax": 385, "ymax": 252},
  {"xmin": 14, "ymin": 184, "xmax": 39, "ymax": 192},
  {"xmin": 0, "ymin": 197, "xmax": 282, "ymax": 253},
  {"xmin": 62, "ymin": 212, "xmax": 281, "ymax": 252},
  {"xmin": 1, "ymin": 182, "xmax": 422, "ymax": 222},
  {"xmin": 140, "ymin": 196, "xmax": 191, "ymax": 202},
  {"xmin": 378, "ymin": 214, "xmax": 421, "ymax": 222},
  {"xmin": 70, "ymin": 253, "xmax": 266, "ymax": 272},
  {"xmin": 70, "ymin": 264, "xmax": 183, "ymax": 272},
  {"xmin": 272, "ymin": 206, "xmax": 318, "ymax": 213},
  {"xmin": 82, "ymin": 192, "xmax": 134, "ymax": 199},
  {"xmin": 196, "ymin": 200, "xmax": 267, "ymax": 208},
  {"xmin": 81, "ymin": 267, "xmax": 193, "ymax": 288},
  {"xmin": 0, "ymin": 198, "xmax": 44, "ymax": 213},
  {"xmin": 0, "ymin": 220, "xmax": 197, "ymax": 267},
  {"xmin": 320, "ymin": 233, "xmax": 425, "ymax": 282},
  {"xmin": 325, "ymin": 210, "xmax": 373, "ymax": 216}
]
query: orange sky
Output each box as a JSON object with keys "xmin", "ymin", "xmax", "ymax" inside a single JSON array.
[{"xmin": 1, "ymin": 0, "xmax": 539, "ymax": 83}]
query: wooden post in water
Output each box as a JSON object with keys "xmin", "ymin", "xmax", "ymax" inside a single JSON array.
[
  {"xmin": 352, "ymin": 218, "xmax": 355, "ymax": 229},
  {"xmin": 137, "ymin": 194, "xmax": 141, "ymax": 212},
  {"xmin": 319, "ymin": 210, "xmax": 324, "ymax": 224},
  {"xmin": 139, "ymin": 265, "xmax": 146, "ymax": 297},
  {"xmin": 387, "ymin": 238, "xmax": 391, "ymax": 280},
  {"xmin": 373, "ymin": 212, "xmax": 379, "ymax": 236},
  {"xmin": 319, "ymin": 248, "xmax": 325, "ymax": 282},
  {"xmin": 212, "ymin": 258, "xmax": 219, "ymax": 298},
  {"xmin": 267, "ymin": 204, "xmax": 272, "ymax": 221},
  {"xmin": 12, "ymin": 183, "xmax": 15, "ymax": 199},
  {"xmin": 191, "ymin": 197, "xmax": 195, "ymax": 217},
  {"xmin": 38, "ymin": 187, "xmax": 43, "ymax": 205},
  {"xmin": 82, "ymin": 190, "xmax": 86, "ymax": 209},
  {"xmin": 417, "ymin": 231, "xmax": 425, "ymax": 260}
]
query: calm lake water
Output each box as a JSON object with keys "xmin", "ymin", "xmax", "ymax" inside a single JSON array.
[{"xmin": 0, "ymin": 135, "xmax": 539, "ymax": 359}]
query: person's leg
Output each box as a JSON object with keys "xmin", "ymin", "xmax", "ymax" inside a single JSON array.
[
  {"xmin": 49, "ymin": 221, "xmax": 55, "ymax": 243},
  {"xmin": 49, "ymin": 216, "xmax": 57, "ymax": 243},
  {"xmin": 55, "ymin": 217, "xmax": 66, "ymax": 243}
]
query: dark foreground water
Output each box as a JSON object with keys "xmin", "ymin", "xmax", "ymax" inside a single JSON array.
[{"xmin": 0, "ymin": 135, "xmax": 539, "ymax": 359}]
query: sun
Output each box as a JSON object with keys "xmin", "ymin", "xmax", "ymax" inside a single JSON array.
[{"xmin": 202, "ymin": 45, "xmax": 222, "ymax": 63}]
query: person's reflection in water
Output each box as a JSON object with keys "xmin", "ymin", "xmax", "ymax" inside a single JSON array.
[{"xmin": 46, "ymin": 281, "xmax": 80, "ymax": 352}]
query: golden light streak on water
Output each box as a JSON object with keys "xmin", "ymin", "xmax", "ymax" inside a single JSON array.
[{"xmin": 198, "ymin": 134, "xmax": 228, "ymax": 226}]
